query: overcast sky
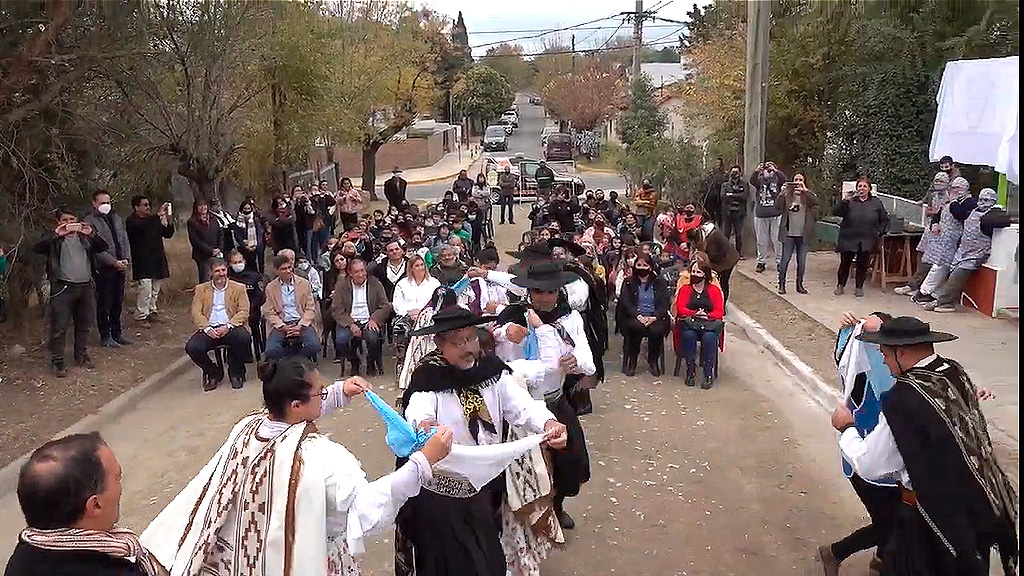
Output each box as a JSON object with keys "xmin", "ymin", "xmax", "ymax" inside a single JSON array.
[{"xmin": 422, "ymin": 0, "xmax": 712, "ymax": 56}]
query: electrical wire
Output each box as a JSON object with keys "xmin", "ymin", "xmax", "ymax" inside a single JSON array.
[
  {"xmin": 470, "ymin": 23, "xmax": 683, "ymax": 35},
  {"xmin": 469, "ymin": 13, "xmax": 623, "ymax": 50},
  {"xmin": 478, "ymin": 38, "xmax": 681, "ymax": 59}
]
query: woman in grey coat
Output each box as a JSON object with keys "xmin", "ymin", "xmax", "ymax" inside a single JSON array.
[
  {"xmin": 777, "ymin": 173, "xmax": 818, "ymax": 294},
  {"xmin": 832, "ymin": 176, "xmax": 888, "ymax": 297}
]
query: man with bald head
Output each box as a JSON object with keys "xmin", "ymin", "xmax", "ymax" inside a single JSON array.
[{"xmin": 6, "ymin": 433, "xmax": 164, "ymax": 575}]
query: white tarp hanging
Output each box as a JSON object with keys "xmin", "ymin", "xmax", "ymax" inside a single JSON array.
[{"xmin": 929, "ymin": 55, "xmax": 1019, "ymax": 185}]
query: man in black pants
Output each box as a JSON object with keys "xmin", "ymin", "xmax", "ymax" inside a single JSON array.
[
  {"xmin": 33, "ymin": 208, "xmax": 109, "ymax": 377},
  {"xmin": 720, "ymin": 165, "xmax": 749, "ymax": 254},
  {"xmin": 820, "ymin": 312, "xmax": 900, "ymax": 576},
  {"xmin": 84, "ymin": 190, "xmax": 133, "ymax": 348},
  {"xmin": 497, "ymin": 166, "xmax": 516, "ymax": 225}
]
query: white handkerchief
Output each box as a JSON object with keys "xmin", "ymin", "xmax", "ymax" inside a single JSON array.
[{"xmin": 433, "ymin": 434, "xmax": 546, "ymax": 489}]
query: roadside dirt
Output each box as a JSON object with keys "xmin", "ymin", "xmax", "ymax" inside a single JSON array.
[
  {"xmin": 728, "ymin": 272, "xmax": 839, "ymax": 385},
  {"xmin": 0, "ymin": 301, "xmax": 194, "ymax": 468}
]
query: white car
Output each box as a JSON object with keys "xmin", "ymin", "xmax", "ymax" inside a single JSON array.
[{"xmin": 540, "ymin": 126, "xmax": 558, "ymax": 147}]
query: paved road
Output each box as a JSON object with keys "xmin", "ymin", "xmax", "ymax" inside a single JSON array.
[
  {"xmin": 406, "ymin": 95, "xmax": 629, "ymax": 203},
  {"xmin": 0, "ymin": 95, "xmax": 884, "ymax": 575}
]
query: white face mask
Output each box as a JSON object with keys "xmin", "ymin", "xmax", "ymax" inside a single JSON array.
[
  {"xmin": 468, "ymin": 214, "xmax": 477, "ymax": 221},
  {"xmin": 97, "ymin": 203, "xmax": 112, "ymax": 215},
  {"xmin": 230, "ymin": 263, "xmax": 246, "ymax": 273}
]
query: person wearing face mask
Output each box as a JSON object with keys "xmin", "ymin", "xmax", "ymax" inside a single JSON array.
[
  {"xmin": 227, "ymin": 249, "xmax": 266, "ymax": 358},
  {"xmin": 84, "ymin": 190, "xmax": 133, "ymax": 348},
  {"xmin": 925, "ymin": 188, "xmax": 1011, "ymax": 313},
  {"xmin": 749, "ymin": 161, "xmax": 787, "ymax": 273},
  {"xmin": 895, "ymin": 172, "xmax": 952, "ymax": 297},
  {"xmin": 910, "ymin": 176, "xmax": 971, "ymax": 306},
  {"xmin": 674, "ymin": 258, "xmax": 725, "ymax": 389},
  {"xmin": 233, "ymin": 199, "xmax": 266, "ymax": 273},
  {"xmin": 720, "ymin": 165, "xmax": 749, "ymax": 254},
  {"xmin": 617, "ymin": 254, "xmax": 671, "ymax": 377},
  {"xmin": 675, "ymin": 201, "xmax": 704, "ymax": 240}
]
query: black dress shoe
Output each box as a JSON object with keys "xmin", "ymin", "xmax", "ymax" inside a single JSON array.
[
  {"xmin": 685, "ymin": 373, "xmax": 696, "ymax": 387},
  {"xmin": 202, "ymin": 374, "xmax": 218, "ymax": 392},
  {"xmin": 114, "ymin": 335, "xmax": 133, "ymax": 346},
  {"xmin": 649, "ymin": 361, "xmax": 662, "ymax": 377},
  {"xmin": 230, "ymin": 375, "xmax": 245, "ymax": 390},
  {"xmin": 348, "ymin": 359, "xmax": 361, "ymax": 377},
  {"xmin": 74, "ymin": 354, "xmax": 96, "ymax": 369},
  {"xmin": 101, "ymin": 337, "xmax": 121, "ymax": 348},
  {"xmin": 778, "ymin": 284, "xmax": 786, "ymax": 295},
  {"xmin": 796, "ymin": 285, "xmax": 808, "ymax": 294},
  {"xmin": 51, "ymin": 363, "xmax": 68, "ymax": 378},
  {"xmin": 623, "ymin": 358, "xmax": 636, "ymax": 377},
  {"xmin": 555, "ymin": 508, "xmax": 575, "ymax": 530}
]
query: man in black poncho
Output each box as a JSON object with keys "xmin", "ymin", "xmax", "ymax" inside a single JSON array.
[
  {"xmin": 395, "ymin": 306, "xmax": 567, "ymax": 576},
  {"xmin": 831, "ymin": 316, "xmax": 1017, "ymax": 576}
]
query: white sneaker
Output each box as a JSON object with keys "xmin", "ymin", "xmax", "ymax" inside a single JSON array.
[{"xmin": 893, "ymin": 285, "xmax": 913, "ymax": 295}]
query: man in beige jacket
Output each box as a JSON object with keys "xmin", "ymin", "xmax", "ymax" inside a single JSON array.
[
  {"xmin": 262, "ymin": 253, "xmax": 321, "ymax": 361},
  {"xmin": 186, "ymin": 258, "xmax": 251, "ymax": 391}
]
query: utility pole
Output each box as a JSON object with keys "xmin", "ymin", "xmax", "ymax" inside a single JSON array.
[
  {"xmin": 743, "ymin": 0, "xmax": 770, "ymax": 178},
  {"xmin": 571, "ymin": 34, "xmax": 576, "ymax": 76},
  {"xmin": 632, "ymin": 0, "xmax": 643, "ymax": 81},
  {"xmin": 742, "ymin": 0, "xmax": 771, "ymax": 256}
]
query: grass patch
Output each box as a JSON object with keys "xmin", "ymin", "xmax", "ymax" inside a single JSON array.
[{"xmin": 578, "ymin": 143, "xmax": 622, "ymax": 172}]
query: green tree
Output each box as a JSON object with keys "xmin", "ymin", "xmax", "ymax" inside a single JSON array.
[
  {"xmin": 618, "ymin": 136, "xmax": 704, "ymax": 199},
  {"xmin": 618, "ymin": 76, "xmax": 667, "ymax": 146},
  {"xmin": 453, "ymin": 65, "xmax": 514, "ymax": 136},
  {"xmin": 479, "ymin": 44, "xmax": 535, "ymax": 91}
]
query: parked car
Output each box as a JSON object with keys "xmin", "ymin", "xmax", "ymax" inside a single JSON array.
[
  {"xmin": 500, "ymin": 110, "xmax": 518, "ymax": 128},
  {"xmin": 540, "ymin": 126, "xmax": 558, "ymax": 148},
  {"xmin": 497, "ymin": 116, "xmax": 515, "ymax": 134},
  {"xmin": 529, "ymin": 96, "xmax": 542, "ymax": 105},
  {"xmin": 544, "ymin": 132, "xmax": 574, "ymax": 161},
  {"xmin": 482, "ymin": 125, "xmax": 509, "ymax": 152}
]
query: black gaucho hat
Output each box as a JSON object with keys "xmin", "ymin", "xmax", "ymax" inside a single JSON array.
[{"xmin": 856, "ymin": 316, "xmax": 957, "ymax": 347}]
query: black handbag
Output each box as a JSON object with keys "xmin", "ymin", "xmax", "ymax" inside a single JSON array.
[{"xmin": 679, "ymin": 316, "xmax": 724, "ymax": 333}]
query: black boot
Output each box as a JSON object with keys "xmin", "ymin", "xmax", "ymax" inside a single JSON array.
[
  {"xmin": 685, "ymin": 365, "xmax": 697, "ymax": 387},
  {"xmin": 554, "ymin": 495, "xmax": 575, "ymax": 530},
  {"xmin": 649, "ymin": 356, "xmax": 662, "ymax": 377},
  {"xmin": 624, "ymin": 355, "xmax": 637, "ymax": 377},
  {"xmin": 348, "ymin": 357, "xmax": 361, "ymax": 377}
]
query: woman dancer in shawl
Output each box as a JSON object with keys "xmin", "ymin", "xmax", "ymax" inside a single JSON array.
[
  {"xmin": 396, "ymin": 306, "xmax": 567, "ymax": 576},
  {"xmin": 141, "ymin": 358, "xmax": 454, "ymax": 576}
]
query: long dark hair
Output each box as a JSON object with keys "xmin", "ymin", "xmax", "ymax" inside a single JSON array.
[
  {"xmin": 190, "ymin": 199, "xmax": 209, "ymax": 223},
  {"xmin": 259, "ymin": 357, "xmax": 315, "ymax": 419}
]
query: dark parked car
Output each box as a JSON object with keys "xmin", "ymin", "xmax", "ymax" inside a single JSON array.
[
  {"xmin": 544, "ymin": 132, "xmax": 573, "ymax": 161},
  {"xmin": 483, "ymin": 125, "xmax": 509, "ymax": 152}
]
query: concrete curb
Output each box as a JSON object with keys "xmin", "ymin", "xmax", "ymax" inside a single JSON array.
[
  {"xmin": 0, "ymin": 354, "xmax": 193, "ymax": 497},
  {"xmin": 727, "ymin": 302, "xmax": 840, "ymax": 412}
]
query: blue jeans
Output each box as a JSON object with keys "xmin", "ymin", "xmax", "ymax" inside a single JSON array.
[
  {"xmin": 264, "ymin": 324, "xmax": 320, "ymax": 360},
  {"xmin": 778, "ymin": 236, "xmax": 808, "ymax": 287},
  {"xmin": 335, "ymin": 323, "xmax": 382, "ymax": 362},
  {"xmin": 679, "ymin": 327, "xmax": 719, "ymax": 379},
  {"xmin": 637, "ymin": 215, "xmax": 655, "ymax": 242}
]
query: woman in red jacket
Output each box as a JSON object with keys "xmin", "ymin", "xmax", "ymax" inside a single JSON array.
[{"xmin": 674, "ymin": 258, "xmax": 725, "ymax": 389}]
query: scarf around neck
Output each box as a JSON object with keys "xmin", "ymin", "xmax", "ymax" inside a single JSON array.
[
  {"xmin": 403, "ymin": 350, "xmax": 510, "ymax": 441},
  {"xmin": 21, "ymin": 527, "xmax": 167, "ymax": 576},
  {"xmin": 535, "ymin": 292, "xmax": 572, "ymax": 325}
]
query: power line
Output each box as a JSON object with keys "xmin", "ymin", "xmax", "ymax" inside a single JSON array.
[
  {"xmin": 469, "ymin": 13, "xmax": 623, "ymax": 50},
  {"xmin": 646, "ymin": 25, "xmax": 686, "ymax": 45},
  {"xmin": 469, "ymin": 23, "xmax": 684, "ymax": 35},
  {"xmin": 594, "ymin": 18, "xmax": 629, "ymax": 51},
  {"xmin": 477, "ymin": 38, "xmax": 681, "ymax": 59}
]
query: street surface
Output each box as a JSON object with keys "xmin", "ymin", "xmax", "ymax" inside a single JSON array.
[
  {"xmin": 0, "ymin": 96, "xmax": 888, "ymax": 575},
  {"xmin": 405, "ymin": 95, "xmax": 628, "ymax": 202}
]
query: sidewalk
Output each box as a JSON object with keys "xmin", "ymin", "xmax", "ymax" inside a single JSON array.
[
  {"xmin": 351, "ymin": 146, "xmax": 482, "ymax": 188},
  {"xmin": 737, "ymin": 251, "xmax": 1020, "ymax": 450}
]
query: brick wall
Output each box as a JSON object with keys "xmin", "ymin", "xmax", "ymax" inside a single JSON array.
[{"xmin": 308, "ymin": 129, "xmax": 453, "ymax": 176}]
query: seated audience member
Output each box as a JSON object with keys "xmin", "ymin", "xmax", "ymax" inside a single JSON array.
[
  {"xmin": 617, "ymin": 254, "xmax": 671, "ymax": 377},
  {"xmin": 6, "ymin": 433, "xmax": 163, "ymax": 576},
  {"xmin": 185, "ymin": 258, "xmax": 251, "ymax": 391},
  {"xmin": 675, "ymin": 258, "xmax": 725, "ymax": 390},
  {"xmin": 430, "ymin": 245, "xmax": 467, "ymax": 287},
  {"xmin": 262, "ymin": 254, "xmax": 320, "ymax": 361},
  {"xmin": 372, "ymin": 240, "xmax": 408, "ymax": 301},
  {"xmin": 331, "ymin": 258, "xmax": 393, "ymax": 376},
  {"xmin": 227, "ymin": 249, "xmax": 266, "ymax": 357}
]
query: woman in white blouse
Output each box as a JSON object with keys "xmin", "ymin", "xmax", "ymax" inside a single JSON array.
[
  {"xmin": 392, "ymin": 255, "xmax": 441, "ymax": 366},
  {"xmin": 393, "ymin": 255, "xmax": 441, "ymax": 320}
]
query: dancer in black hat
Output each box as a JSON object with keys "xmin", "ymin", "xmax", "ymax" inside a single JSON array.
[
  {"xmin": 394, "ymin": 306, "xmax": 568, "ymax": 576},
  {"xmin": 830, "ymin": 316, "xmax": 1017, "ymax": 576}
]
